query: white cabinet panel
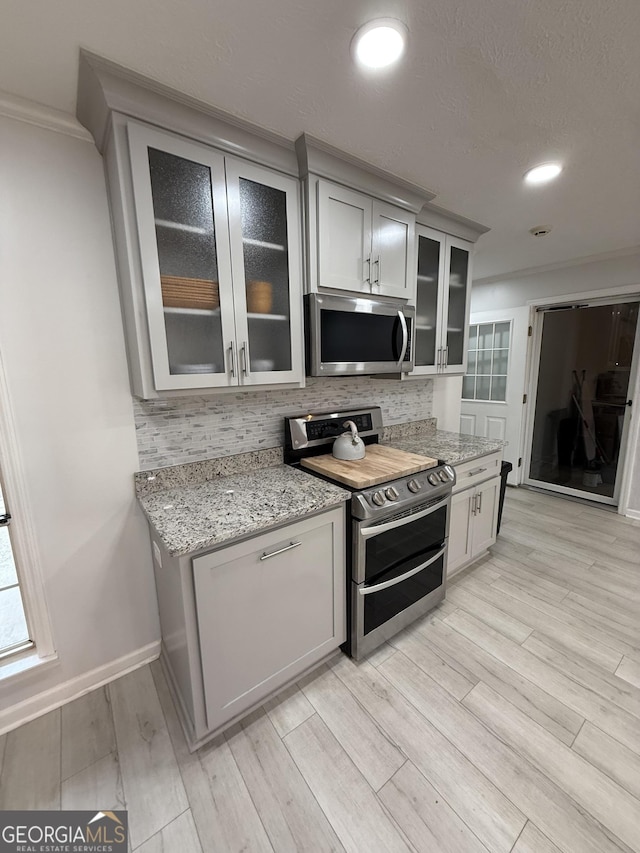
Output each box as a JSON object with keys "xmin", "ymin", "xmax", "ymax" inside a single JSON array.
[
  {"xmin": 471, "ymin": 477, "xmax": 500, "ymax": 556},
  {"xmin": 317, "ymin": 182, "xmax": 372, "ymax": 294},
  {"xmin": 193, "ymin": 507, "xmax": 345, "ymax": 732},
  {"xmin": 448, "ymin": 489, "xmax": 474, "ymax": 575},
  {"xmin": 372, "ymin": 201, "xmax": 415, "ymax": 299}
]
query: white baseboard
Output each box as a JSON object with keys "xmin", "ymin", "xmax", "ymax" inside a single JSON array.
[
  {"xmin": 0, "ymin": 641, "xmax": 160, "ymax": 736},
  {"xmin": 624, "ymin": 508, "xmax": 640, "ymax": 520}
]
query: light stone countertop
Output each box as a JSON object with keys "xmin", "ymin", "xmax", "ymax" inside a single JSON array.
[
  {"xmin": 385, "ymin": 429, "xmax": 504, "ymax": 466},
  {"xmin": 138, "ymin": 464, "xmax": 350, "ymax": 557}
]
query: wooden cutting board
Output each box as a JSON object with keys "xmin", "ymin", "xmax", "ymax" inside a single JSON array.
[{"xmin": 301, "ymin": 444, "xmax": 438, "ymax": 489}]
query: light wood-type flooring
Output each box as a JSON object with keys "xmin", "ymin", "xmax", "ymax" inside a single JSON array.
[{"xmin": 1, "ymin": 488, "xmax": 640, "ymax": 852}]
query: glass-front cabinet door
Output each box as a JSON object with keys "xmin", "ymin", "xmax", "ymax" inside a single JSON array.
[
  {"xmin": 225, "ymin": 159, "xmax": 303, "ymax": 386},
  {"xmin": 127, "ymin": 121, "xmax": 303, "ymax": 391},
  {"xmin": 441, "ymin": 236, "xmax": 472, "ymax": 374},
  {"xmin": 128, "ymin": 122, "xmax": 236, "ymax": 390},
  {"xmin": 413, "ymin": 226, "xmax": 446, "ymax": 374}
]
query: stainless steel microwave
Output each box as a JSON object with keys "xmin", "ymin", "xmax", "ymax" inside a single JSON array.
[{"xmin": 305, "ymin": 293, "xmax": 415, "ymax": 376}]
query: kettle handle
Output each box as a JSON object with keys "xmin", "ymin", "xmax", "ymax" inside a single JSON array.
[{"xmin": 343, "ymin": 420, "xmax": 360, "ymax": 443}]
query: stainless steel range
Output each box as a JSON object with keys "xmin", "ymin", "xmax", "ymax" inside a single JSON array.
[{"xmin": 284, "ymin": 407, "xmax": 455, "ymax": 659}]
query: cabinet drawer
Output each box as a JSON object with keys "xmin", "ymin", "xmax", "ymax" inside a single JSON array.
[
  {"xmin": 452, "ymin": 450, "xmax": 502, "ymax": 494},
  {"xmin": 193, "ymin": 507, "xmax": 345, "ymax": 732}
]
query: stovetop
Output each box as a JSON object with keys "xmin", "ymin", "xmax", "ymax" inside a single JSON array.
[{"xmin": 284, "ymin": 406, "xmax": 455, "ymax": 519}]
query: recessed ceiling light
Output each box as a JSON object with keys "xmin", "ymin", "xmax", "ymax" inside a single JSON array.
[
  {"xmin": 351, "ymin": 19, "xmax": 407, "ymax": 69},
  {"xmin": 524, "ymin": 162, "xmax": 563, "ymax": 185}
]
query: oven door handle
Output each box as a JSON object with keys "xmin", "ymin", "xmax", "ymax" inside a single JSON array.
[
  {"xmin": 359, "ymin": 546, "xmax": 447, "ymax": 595},
  {"xmin": 361, "ymin": 496, "xmax": 449, "ymax": 538}
]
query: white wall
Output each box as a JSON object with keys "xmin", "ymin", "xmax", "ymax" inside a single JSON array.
[
  {"xmin": 471, "ymin": 252, "xmax": 640, "ymax": 513},
  {"xmin": 0, "ymin": 112, "xmax": 159, "ymax": 722}
]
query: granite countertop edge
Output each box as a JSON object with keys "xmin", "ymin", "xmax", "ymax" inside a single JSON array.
[
  {"xmin": 383, "ymin": 428, "xmax": 505, "ymax": 466},
  {"xmin": 138, "ymin": 464, "xmax": 350, "ymax": 558}
]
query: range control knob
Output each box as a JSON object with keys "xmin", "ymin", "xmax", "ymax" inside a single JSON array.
[
  {"xmin": 439, "ymin": 470, "xmax": 450, "ymax": 482},
  {"xmin": 385, "ymin": 486, "xmax": 400, "ymax": 501},
  {"xmin": 427, "ymin": 473, "xmax": 440, "ymax": 486},
  {"xmin": 407, "ymin": 478, "xmax": 422, "ymax": 493},
  {"xmin": 371, "ymin": 490, "xmax": 386, "ymax": 507}
]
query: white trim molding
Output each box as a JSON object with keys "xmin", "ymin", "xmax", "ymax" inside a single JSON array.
[
  {"xmin": 0, "ymin": 641, "xmax": 160, "ymax": 736},
  {"xmin": 625, "ymin": 509, "xmax": 640, "ymax": 520},
  {"xmin": 0, "ymin": 90, "xmax": 93, "ymax": 142},
  {"xmin": 474, "ymin": 245, "xmax": 640, "ymax": 287},
  {"xmin": 0, "ymin": 346, "xmax": 56, "ymax": 659}
]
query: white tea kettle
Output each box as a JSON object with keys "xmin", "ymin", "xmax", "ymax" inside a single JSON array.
[{"xmin": 332, "ymin": 420, "xmax": 366, "ymax": 461}]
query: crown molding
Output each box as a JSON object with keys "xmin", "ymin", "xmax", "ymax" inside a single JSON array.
[
  {"xmin": 474, "ymin": 245, "xmax": 640, "ymax": 286},
  {"xmin": 0, "ymin": 90, "xmax": 92, "ymax": 142}
]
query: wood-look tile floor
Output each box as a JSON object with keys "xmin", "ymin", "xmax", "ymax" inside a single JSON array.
[{"xmin": 1, "ymin": 488, "xmax": 640, "ymax": 852}]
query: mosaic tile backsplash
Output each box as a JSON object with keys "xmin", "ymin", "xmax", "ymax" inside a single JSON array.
[{"xmin": 134, "ymin": 375, "xmax": 434, "ymax": 469}]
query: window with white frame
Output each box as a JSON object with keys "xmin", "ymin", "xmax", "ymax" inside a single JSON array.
[
  {"xmin": 462, "ymin": 321, "xmax": 511, "ymax": 402},
  {"xmin": 0, "ymin": 471, "xmax": 31, "ymax": 657}
]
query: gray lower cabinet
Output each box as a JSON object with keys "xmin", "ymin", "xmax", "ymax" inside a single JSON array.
[
  {"xmin": 447, "ymin": 450, "xmax": 502, "ymax": 577},
  {"xmin": 151, "ymin": 505, "xmax": 345, "ymax": 750}
]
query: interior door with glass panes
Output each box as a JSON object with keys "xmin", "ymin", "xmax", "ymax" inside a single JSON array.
[
  {"xmin": 460, "ymin": 308, "xmax": 530, "ymax": 485},
  {"xmin": 413, "ymin": 226, "xmax": 446, "ymax": 374},
  {"xmin": 225, "ymin": 158, "xmax": 303, "ymax": 386},
  {"xmin": 128, "ymin": 122, "xmax": 237, "ymax": 390},
  {"xmin": 441, "ymin": 237, "xmax": 472, "ymax": 374}
]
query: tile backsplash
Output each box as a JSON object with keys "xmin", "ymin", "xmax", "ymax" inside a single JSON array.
[{"xmin": 134, "ymin": 375, "xmax": 433, "ymax": 469}]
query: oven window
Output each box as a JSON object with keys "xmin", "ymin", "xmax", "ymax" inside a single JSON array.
[
  {"xmin": 364, "ymin": 504, "xmax": 447, "ymax": 584},
  {"xmin": 363, "ymin": 552, "xmax": 444, "ymax": 635},
  {"xmin": 321, "ymin": 310, "xmax": 410, "ymax": 363}
]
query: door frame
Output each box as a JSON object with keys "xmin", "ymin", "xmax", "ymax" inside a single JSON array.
[{"xmin": 522, "ymin": 285, "xmax": 640, "ymax": 513}]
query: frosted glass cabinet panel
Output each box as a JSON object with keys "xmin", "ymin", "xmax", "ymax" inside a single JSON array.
[
  {"xmin": 414, "ymin": 228, "xmax": 445, "ymax": 370},
  {"xmin": 128, "ymin": 121, "xmax": 303, "ymax": 391},
  {"xmin": 226, "ymin": 160, "xmax": 303, "ymax": 385},
  {"xmin": 443, "ymin": 239, "xmax": 471, "ymax": 373},
  {"xmin": 409, "ymin": 227, "xmax": 472, "ymax": 377}
]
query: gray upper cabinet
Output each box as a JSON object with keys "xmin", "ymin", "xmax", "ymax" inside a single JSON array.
[
  {"xmin": 77, "ymin": 52, "xmax": 305, "ymax": 399},
  {"xmin": 316, "ymin": 179, "xmax": 415, "ymax": 299},
  {"xmin": 126, "ymin": 122, "xmax": 304, "ymax": 395},
  {"xmin": 297, "ymin": 134, "xmax": 434, "ymax": 303},
  {"xmin": 412, "ymin": 225, "xmax": 473, "ymax": 376}
]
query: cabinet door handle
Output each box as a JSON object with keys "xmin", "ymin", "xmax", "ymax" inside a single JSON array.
[
  {"xmin": 374, "ymin": 256, "xmax": 380, "ymax": 285},
  {"xmin": 364, "ymin": 255, "xmax": 371, "ymax": 285},
  {"xmin": 240, "ymin": 341, "xmax": 249, "ymax": 376},
  {"xmin": 260, "ymin": 541, "xmax": 301, "ymax": 561},
  {"xmin": 467, "ymin": 467, "xmax": 487, "ymax": 477},
  {"xmin": 471, "ymin": 494, "xmax": 477, "ymax": 515},
  {"xmin": 477, "ymin": 491, "xmax": 483, "ymax": 513},
  {"xmin": 443, "ymin": 346, "xmax": 449, "ymax": 368},
  {"xmin": 227, "ymin": 341, "xmax": 237, "ymax": 377},
  {"xmin": 437, "ymin": 347, "xmax": 442, "ymax": 369}
]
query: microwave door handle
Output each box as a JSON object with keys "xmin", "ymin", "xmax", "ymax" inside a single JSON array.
[
  {"xmin": 359, "ymin": 546, "xmax": 447, "ymax": 595},
  {"xmin": 361, "ymin": 495, "xmax": 449, "ymax": 538},
  {"xmin": 397, "ymin": 310, "xmax": 408, "ymax": 366}
]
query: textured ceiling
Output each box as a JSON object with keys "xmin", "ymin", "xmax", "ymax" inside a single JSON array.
[{"xmin": 1, "ymin": 0, "xmax": 639, "ymax": 278}]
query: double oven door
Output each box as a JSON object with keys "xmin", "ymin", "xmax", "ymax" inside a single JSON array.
[{"xmin": 350, "ymin": 493, "xmax": 449, "ymax": 659}]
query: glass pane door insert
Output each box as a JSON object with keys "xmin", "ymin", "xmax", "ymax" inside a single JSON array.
[
  {"xmin": 414, "ymin": 231, "xmax": 442, "ymax": 369},
  {"xmin": 148, "ymin": 147, "xmax": 226, "ymax": 376},
  {"xmin": 445, "ymin": 244, "xmax": 470, "ymax": 368},
  {"xmin": 528, "ymin": 301, "xmax": 638, "ymax": 502},
  {"xmin": 238, "ymin": 177, "xmax": 292, "ymax": 373}
]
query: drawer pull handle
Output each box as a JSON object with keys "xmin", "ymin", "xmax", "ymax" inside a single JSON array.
[
  {"xmin": 260, "ymin": 541, "xmax": 301, "ymax": 561},
  {"xmin": 467, "ymin": 467, "xmax": 487, "ymax": 477}
]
